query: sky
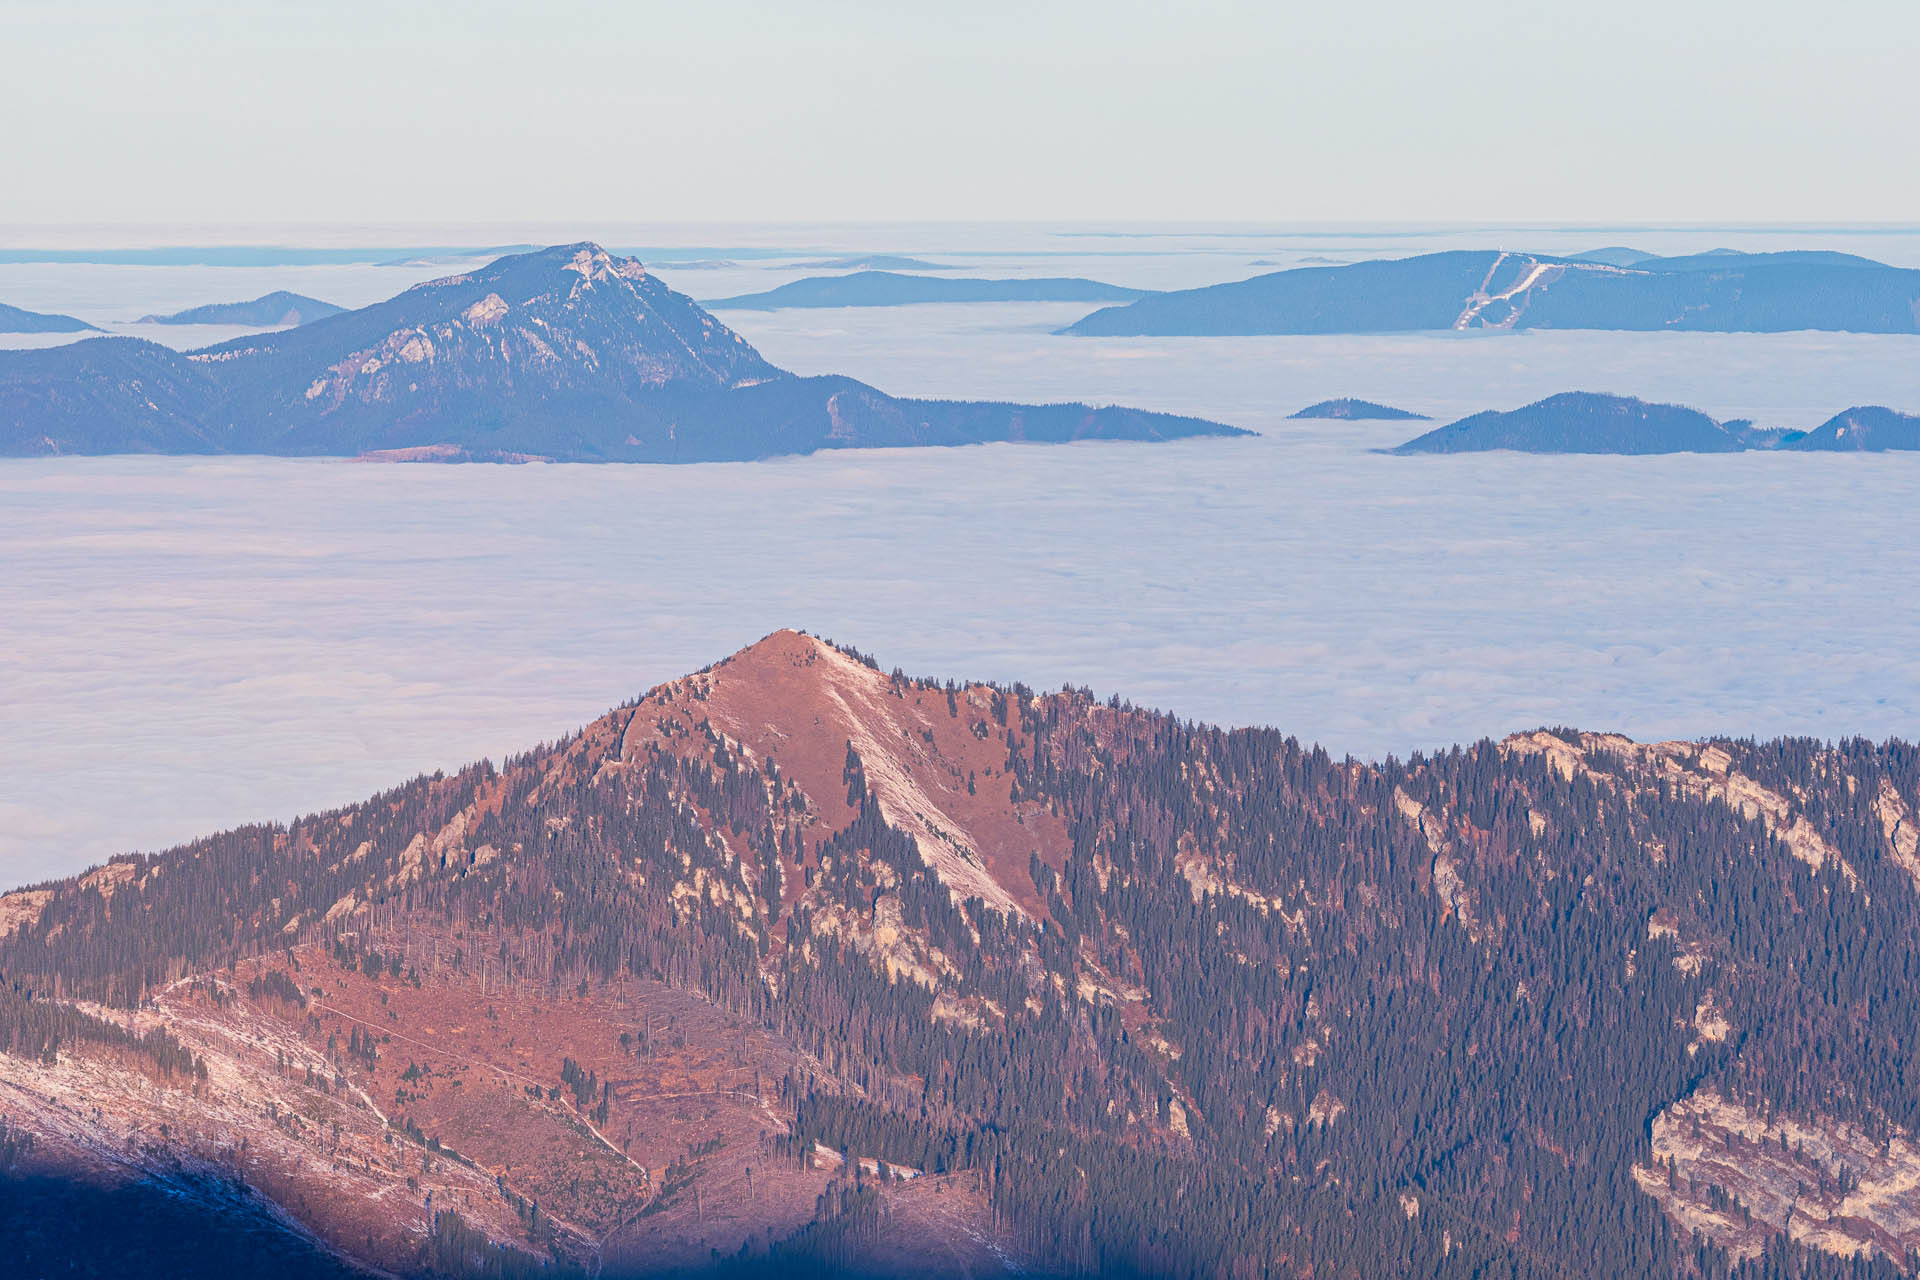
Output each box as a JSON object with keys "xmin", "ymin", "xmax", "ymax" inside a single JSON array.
[{"xmin": 5, "ymin": 0, "xmax": 1918, "ymax": 227}]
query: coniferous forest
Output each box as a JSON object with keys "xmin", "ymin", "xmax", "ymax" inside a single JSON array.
[{"xmin": 3, "ymin": 633, "xmax": 1919, "ymax": 1278}]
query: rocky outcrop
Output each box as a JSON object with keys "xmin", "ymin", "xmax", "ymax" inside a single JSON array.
[
  {"xmin": 1504, "ymin": 730, "xmax": 1857, "ymax": 883},
  {"xmin": 1636, "ymin": 1088, "xmax": 1920, "ymax": 1262},
  {"xmin": 6, "ymin": 635, "xmax": 1920, "ymax": 1276}
]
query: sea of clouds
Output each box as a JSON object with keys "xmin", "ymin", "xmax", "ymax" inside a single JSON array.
[{"xmin": 3, "ymin": 225, "xmax": 1918, "ymax": 886}]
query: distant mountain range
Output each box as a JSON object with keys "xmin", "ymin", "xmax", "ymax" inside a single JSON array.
[
  {"xmin": 0, "ymin": 245, "xmax": 542, "ymax": 268},
  {"xmin": 139, "ymin": 291, "xmax": 346, "ymax": 327},
  {"xmin": 1394, "ymin": 393, "xmax": 1746, "ymax": 454},
  {"xmin": 0, "ymin": 301, "xmax": 96, "ymax": 334},
  {"xmin": 1288, "ymin": 397, "xmax": 1428, "ymax": 421},
  {"xmin": 1392, "ymin": 392, "xmax": 1920, "ymax": 454},
  {"xmin": 1064, "ymin": 249, "xmax": 1920, "ymax": 335},
  {"xmin": 707, "ymin": 271, "xmax": 1151, "ymax": 310},
  {"xmin": 1782, "ymin": 405, "xmax": 1920, "ymax": 452},
  {"xmin": 791, "ymin": 254, "xmax": 954, "ymax": 271},
  {"xmin": 1565, "ymin": 246, "xmax": 1657, "ymax": 267},
  {"xmin": 0, "ymin": 243, "xmax": 1241, "ymax": 461}
]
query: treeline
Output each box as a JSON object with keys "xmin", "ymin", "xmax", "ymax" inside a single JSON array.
[
  {"xmin": 5, "ymin": 657, "xmax": 1920, "ymax": 1276},
  {"xmin": 0, "ymin": 978, "xmax": 204, "ymax": 1080},
  {"xmin": 421, "ymin": 1210, "xmax": 578, "ymax": 1279}
]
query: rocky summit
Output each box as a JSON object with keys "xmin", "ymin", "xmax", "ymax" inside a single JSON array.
[{"xmin": 5, "ymin": 631, "xmax": 1920, "ymax": 1277}]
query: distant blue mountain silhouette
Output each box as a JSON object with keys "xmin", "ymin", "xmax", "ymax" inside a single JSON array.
[
  {"xmin": 1394, "ymin": 393, "xmax": 1750, "ymax": 454},
  {"xmin": 708, "ymin": 271, "xmax": 1151, "ymax": 310},
  {"xmin": 1288, "ymin": 398, "xmax": 1428, "ymax": 421},
  {"xmin": 1784, "ymin": 406, "xmax": 1920, "ymax": 452},
  {"xmin": 1066, "ymin": 249, "xmax": 1920, "ymax": 335},
  {"xmin": 791, "ymin": 254, "xmax": 955, "ymax": 271},
  {"xmin": 0, "ymin": 244, "xmax": 1240, "ymax": 461},
  {"xmin": 140, "ymin": 291, "xmax": 345, "ymax": 327},
  {"xmin": 1392, "ymin": 392, "xmax": 1920, "ymax": 455},
  {"xmin": 0, "ymin": 301, "xmax": 96, "ymax": 334}
]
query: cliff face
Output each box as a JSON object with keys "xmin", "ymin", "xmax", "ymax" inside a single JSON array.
[
  {"xmin": 1636, "ymin": 1088, "xmax": 1920, "ymax": 1264},
  {"xmin": 5, "ymin": 633, "xmax": 1920, "ymax": 1276}
]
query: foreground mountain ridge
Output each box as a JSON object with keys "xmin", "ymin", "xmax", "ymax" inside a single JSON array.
[
  {"xmin": 0, "ymin": 244, "xmax": 1241, "ymax": 461},
  {"xmin": 4, "ymin": 631, "xmax": 1920, "ymax": 1277}
]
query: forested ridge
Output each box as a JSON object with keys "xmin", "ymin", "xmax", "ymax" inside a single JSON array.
[{"xmin": 3, "ymin": 631, "xmax": 1919, "ymax": 1277}]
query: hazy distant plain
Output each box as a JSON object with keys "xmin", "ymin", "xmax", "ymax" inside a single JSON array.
[{"xmin": 3, "ymin": 226, "xmax": 1919, "ymax": 885}]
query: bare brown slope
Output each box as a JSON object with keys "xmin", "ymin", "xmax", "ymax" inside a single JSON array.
[
  {"xmin": 629, "ymin": 629, "xmax": 1070, "ymax": 921},
  {"xmin": 8, "ymin": 634, "xmax": 1920, "ymax": 1275},
  {"xmin": 0, "ymin": 631, "xmax": 1046, "ymax": 1277}
]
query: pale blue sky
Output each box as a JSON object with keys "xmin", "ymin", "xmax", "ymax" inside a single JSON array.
[{"xmin": 4, "ymin": 0, "xmax": 1917, "ymax": 224}]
